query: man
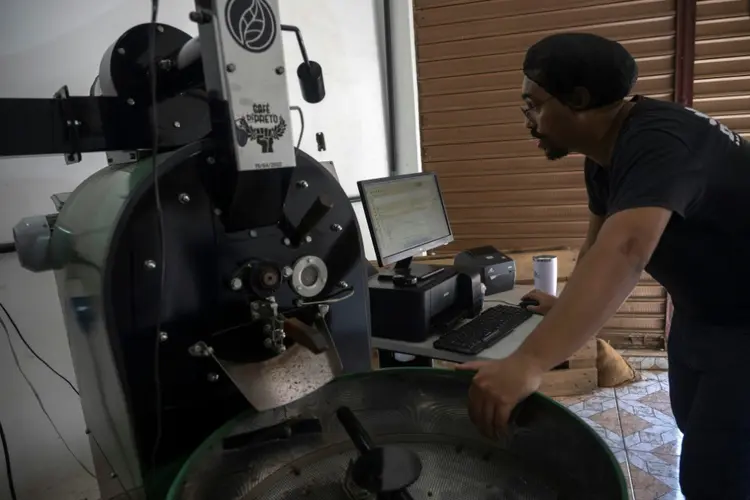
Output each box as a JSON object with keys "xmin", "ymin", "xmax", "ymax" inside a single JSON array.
[{"xmin": 457, "ymin": 33, "xmax": 750, "ymax": 499}]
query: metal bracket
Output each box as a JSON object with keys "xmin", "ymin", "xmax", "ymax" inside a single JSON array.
[{"xmin": 53, "ymin": 85, "xmax": 82, "ymax": 165}]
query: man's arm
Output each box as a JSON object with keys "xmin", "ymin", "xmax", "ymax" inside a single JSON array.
[
  {"xmin": 458, "ymin": 131, "xmax": 703, "ymax": 436},
  {"xmin": 518, "ymin": 130, "xmax": 703, "ymax": 370},
  {"xmin": 517, "ymin": 206, "xmax": 671, "ymax": 371},
  {"xmin": 576, "ymin": 211, "xmax": 605, "ymax": 266}
]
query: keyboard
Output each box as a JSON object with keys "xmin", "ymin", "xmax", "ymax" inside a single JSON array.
[{"xmin": 433, "ymin": 304, "xmax": 533, "ymax": 355}]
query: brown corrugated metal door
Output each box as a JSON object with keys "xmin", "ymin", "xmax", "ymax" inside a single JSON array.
[
  {"xmin": 414, "ymin": 0, "xmax": 675, "ymax": 349},
  {"xmin": 694, "ymin": 1, "xmax": 750, "ymax": 133}
]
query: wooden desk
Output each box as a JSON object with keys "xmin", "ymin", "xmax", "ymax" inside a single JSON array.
[{"xmin": 371, "ymin": 285, "xmax": 598, "ymax": 397}]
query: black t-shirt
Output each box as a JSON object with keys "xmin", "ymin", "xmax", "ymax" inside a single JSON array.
[{"xmin": 584, "ymin": 96, "xmax": 750, "ymax": 325}]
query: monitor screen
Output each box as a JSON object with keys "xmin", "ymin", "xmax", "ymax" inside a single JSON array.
[{"xmin": 358, "ymin": 173, "xmax": 453, "ymax": 266}]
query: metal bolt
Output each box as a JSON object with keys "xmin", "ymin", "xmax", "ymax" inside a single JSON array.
[
  {"xmin": 331, "ymin": 223, "xmax": 342, "ymax": 232},
  {"xmin": 263, "ymin": 324, "xmax": 272, "ymax": 333},
  {"xmin": 264, "ymin": 338, "xmax": 273, "ymax": 348},
  {"xmin": 126, "ymin": 98, "xmax": 135, "ymax": 106},
  {"xmin": 207, "ymin": 373, "xmax": 220, "ymax": 383},
  {"xmin": 305, "ymin": 235, "xmax": 312, "ymax": 243},
  {"xmin": 158, "ymin": 59, "xmax": 173, "ymax": 71},
  {"xmin": 267, "ymin": 296, "xmax": 276, "ymax": 303},
  {"xmin": 296, "ymin": 180, "xmax": 309, "ymax": 189},
  {"xmin": 74, "ymin": 120, "xmax": 81, "ymax": 126},
  {"xmin": 295, "ymin": 285, "xmax": 303, "ymax": 292},
  {"xmin": 339, "ymin": 281, "xmax": 349, "ymax": 288},
  {"xmin": 178, "ymin": 193, "xmax": 190, "ymax": 204},
  {"xmin": 249, "ymin": 230, "xmax": 257, "ymax": 237},
  {"xmin": 144, "ymin": 260, "xmax": 156, "ymax": 269},
  {"xmin": 251, "ymin": 311, "xmax": 260, "ymax": 320},
  {"xmin": 226, "ymin": 63, "xmax": 236, "ymax": 73},
  {"xmin": 173, "ymin": 121, "xmax": 181, "ymax": 128},
  {"xmin": 282, "ymin": 266, "xmax": 293, "ymax": 278},
  {"xmin": 275, "ymin": 66, "xmax": 285, "ymax": 75},
  {"xmin": 251, "ymin": 302, "xmax": 259, "ymax": 311},
  {"xmin": 206, "ymin": 156, "xmax": 216, "ymax": 165},
  {"xmin": 117, "ymin": 47, "xmax": 126, "ymax": 55},
  {"xmin": 158, "ymin": 332, "xmax": 168, "ymax": 342},
  {"xmin": 283, "ymin": 238, "xmax": 291, "ymax": 246},
  {"xmin": 318, "ymin": 304, "xmax": 330, "ymax": 317},
  {"xmin": 230, "ymin": 278, "xmax": 243, "ymax": 291},
  {"xmin": 213, "ymin": 208, "xmax": 222, "ymax": 216}
]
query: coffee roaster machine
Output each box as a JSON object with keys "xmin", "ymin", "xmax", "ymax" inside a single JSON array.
[
  {"xmin": 0, "ymin": 1, "xmax": 629, "ymax": 499},
  {"xmin": 3, "ymin": 0, "xmax": 375, "ymax": 497}
]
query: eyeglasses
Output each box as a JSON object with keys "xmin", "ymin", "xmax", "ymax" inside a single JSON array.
[{"xmin": 521, "ymin": 96, "xmax": 553, "ymax": 120}]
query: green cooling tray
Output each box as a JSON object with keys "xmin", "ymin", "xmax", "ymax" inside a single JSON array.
[{"xmin": 167, "ymin": 368, "xmax": 627, "ymax": 500}]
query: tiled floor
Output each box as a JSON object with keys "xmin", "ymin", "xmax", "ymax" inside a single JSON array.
[{"xmin": 554, "ymin": 371, "xmax": 684, "ymax": 500}]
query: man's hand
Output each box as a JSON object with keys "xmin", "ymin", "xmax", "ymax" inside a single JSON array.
[
  {"xmin": 455, "ymin": 352, "xmax": 544, "ymax": 438},
  {"xmin": 521, "ymin": 289, "xmax": 557, "ymax": 315}
]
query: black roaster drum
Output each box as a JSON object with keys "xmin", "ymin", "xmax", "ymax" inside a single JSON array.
[{"xmin": 167, "ymin": 369, "xmax": 627, "ymax": 500}]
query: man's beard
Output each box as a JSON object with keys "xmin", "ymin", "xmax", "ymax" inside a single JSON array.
[
  {"xmin": 544, "ymin": 145, "xmax": 570, "ymax": 160},
  {"xmin": 531, "ymin": 130, "xmax": 569, "ymax": 160}
]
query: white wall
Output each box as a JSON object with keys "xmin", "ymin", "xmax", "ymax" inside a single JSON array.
[{"xmin": 0, "ymin": 0, "xmax": 420, "ymax": 498}]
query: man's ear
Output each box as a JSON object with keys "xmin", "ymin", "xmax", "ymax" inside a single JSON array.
[{"xmin": 565, "ymin": 87, "xmax": 591, "ymax": 111}]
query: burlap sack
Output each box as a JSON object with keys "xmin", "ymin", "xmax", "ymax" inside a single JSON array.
[{"xmin": 597, "ymin": 338, "xmax": 639, "ymax": 387}]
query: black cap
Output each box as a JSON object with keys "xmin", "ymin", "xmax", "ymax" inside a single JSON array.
[{"xmin": 523, "ymin": 33, "xmax": 638, "ymax": 110}]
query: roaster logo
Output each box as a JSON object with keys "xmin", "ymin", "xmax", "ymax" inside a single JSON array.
[
  {"xmin": 235, "ymin": 103, "xmax": 287, "ymax": 153},
  {"xmin": 225, "ymin": 0, "xmax": 277, "ymax": 53}
]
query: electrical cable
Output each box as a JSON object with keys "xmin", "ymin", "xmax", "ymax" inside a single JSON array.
[
  {"xmin": 0, "ymin": 302, "xmax": 134, "ymax": 499},
  {"xmin": 297, "ymin": 287, "xmax": 355, "ymax": 307},
  {"xmin": 290, "ymin": 105, "xmax": 304, "ymax": 148},
  {"xmin": 0, "ymin": 243, "xmax": 16, "ymax": 255},
  {"xmin": 0, "ymin": 314, "xmax": 95, "ymax": 479},
  {"xmin": 0, "ymin": 416, "xmax": 18, "ymax": 500},
  {"xmin": 147, "ymin": 0, "xmax": 167, "ymax": 477},
  {"xmin": 0, "ymin": 302, "xmax": 80, "ymax": 395}
]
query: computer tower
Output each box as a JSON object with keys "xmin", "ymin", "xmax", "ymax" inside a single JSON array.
[{"xmin": 368, "ymin": 268, "xmax": 459, "ymax": 342}]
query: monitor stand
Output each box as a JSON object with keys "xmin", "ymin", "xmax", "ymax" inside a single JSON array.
[{"xmin": 378, "ymin": 257, "xmax": 444, "ymax": 281}]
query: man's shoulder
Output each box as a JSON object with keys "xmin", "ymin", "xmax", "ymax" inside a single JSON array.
[
  {"xmin": 621, "ymin": 98, "xmax": 715, "ymax": 146},
  {"xmin": 621, "ymin": 97, "xmax": 749, "ymax": 164}
]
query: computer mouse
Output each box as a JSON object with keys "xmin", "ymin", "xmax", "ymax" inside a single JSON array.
[{"xmin": 519, "ymin": 298, "xmax": 539, "ymax": 309}]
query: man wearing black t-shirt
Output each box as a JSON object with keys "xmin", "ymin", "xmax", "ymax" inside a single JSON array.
[{"xmin": 457, "ymin": 33, "xmax": 750, "ymax": 498}]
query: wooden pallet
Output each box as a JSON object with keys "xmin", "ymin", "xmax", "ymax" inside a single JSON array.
[{"xmin": 539, "ymin": 337, "xmax": 598, "ymax": 397}]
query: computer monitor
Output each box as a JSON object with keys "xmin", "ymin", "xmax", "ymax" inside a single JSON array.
[{"xmin": 357, "ymin": 172, "xmax": 453, "ymax": 276}]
